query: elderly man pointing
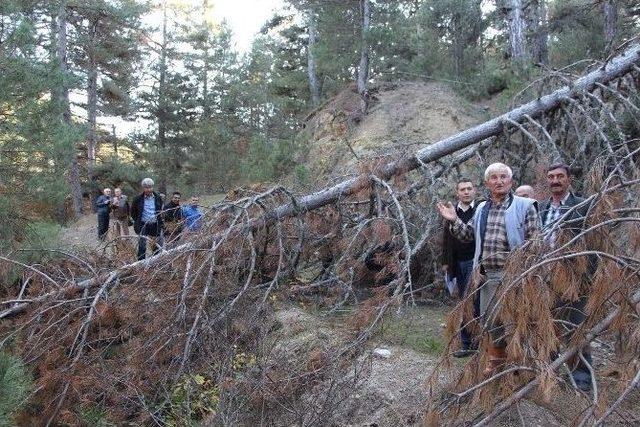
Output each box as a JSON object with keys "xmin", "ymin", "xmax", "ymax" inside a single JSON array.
[{"xmin": 437, "ymin": 163, "xmax": 539, "ymax": 375}]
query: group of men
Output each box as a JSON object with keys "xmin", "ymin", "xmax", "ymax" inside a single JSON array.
[
  {"xmin": 95, "ymin": 178, "xmax": 204, "ymax": 260},
  {"xmin": 438, "ymin": 162, "xmax": 593, "ymax": 391}
]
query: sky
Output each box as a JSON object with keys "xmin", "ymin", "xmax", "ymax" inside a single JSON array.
[
  {"xmin": 95, "ymin": 0, "xmax": 286, "ymax": 137},
  {"xmin": 212, "ymin": 0, "xmax": 285, "ymax": 52}
]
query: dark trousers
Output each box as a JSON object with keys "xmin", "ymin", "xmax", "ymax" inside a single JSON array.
[
  {"xmin": 137, "ymin": 222, "xmax": 161, "ymax": 261},
  {"xmin": 97, "ymin": 214, "xmax": 110, "ymax": 241},
  {"xmin": 457, "ymin": 259, "xmax": 479, "ymax": 349},
  {"xmin": 555, "ymin": 297, "xmax": 592, "ymax": 377}
]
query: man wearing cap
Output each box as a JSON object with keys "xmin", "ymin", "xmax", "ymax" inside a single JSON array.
[{"xmin": 131, "ymin": 178, "xmax": 164, "ymax": 260}]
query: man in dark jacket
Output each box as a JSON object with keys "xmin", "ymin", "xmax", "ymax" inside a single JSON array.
[
  {"xmin": 540, "ymin": 163, "xmax": 593, "ymax": 391},
  {"xmin": 130, "ymin": 178, "xmax": 164, "ymax": 260},
  {"xmin": 96, "ymin": 188, "xmax": 112, "ymax": 241},
  {"xmin": 442, "ymin": 178, "xmax": 480, "ymax": 358},
  {"xmin": 162, "ymin": 191, "xmax": 183, "ymax": 245}
]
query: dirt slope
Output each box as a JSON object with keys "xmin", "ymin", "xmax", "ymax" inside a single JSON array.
[{"xmin": 302, "ymin": 81, "xmax": 488, "ymax": 181}]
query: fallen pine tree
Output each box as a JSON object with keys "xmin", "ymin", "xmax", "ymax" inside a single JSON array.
[{"xmin": 0, "ymin": 43, "xmax": 639, "ymax": 425}]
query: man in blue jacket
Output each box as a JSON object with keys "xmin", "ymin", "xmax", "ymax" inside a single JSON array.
[
  {"xmin": 96, "ymin": 187, "xmax": 112, "ymax": 241},
  {"xmin": 437, "ymin": 163, "xmax": 539, "ymax": 376},
  {"xmin": 182, "ymin": 196, "xmax": 203, "ymax": 233}
]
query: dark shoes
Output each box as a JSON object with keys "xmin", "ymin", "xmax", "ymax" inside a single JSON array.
[{"xmin": 453, "ymin": 348, "xmax": 476, "ymax": 358}]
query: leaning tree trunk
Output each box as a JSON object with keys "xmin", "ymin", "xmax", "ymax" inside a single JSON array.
[
  {"xmin": 57, "ymin": 0, "xmax": 83, "ymax": 216},
  {"xmin": 356, "ymin": 0, "xmax": 371, "ymax": 100},
  {"xmin": 603, "ymin": 0, "xmax": 618, "ymax": 51},
  {"xmin": 507, "ymin": 0, "xmax": 528, "ymax": 63},
  {"xmin": 4, "ymin": 42, "xmax": 640, "ymax": 320},
  {"xmin": 306, "ymin": 9, "xmax": 321, "ymax": 106}
]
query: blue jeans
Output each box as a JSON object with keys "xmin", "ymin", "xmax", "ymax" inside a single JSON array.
[
  {"xmin": 97, "ymin": 213, "xmax": 109, "ymax": 241},
  {"xmin": 456, "ymin": 259, "xmax": 479, "ymax": 349}
]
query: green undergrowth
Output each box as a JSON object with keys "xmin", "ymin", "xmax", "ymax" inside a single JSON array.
[
  {"xmin": 378, "ymin": 308, "xmax": 446, "ymax": 356},
  {"xmin": 0, "ymin": 352, "xmax": 33, "ymax": 426}
]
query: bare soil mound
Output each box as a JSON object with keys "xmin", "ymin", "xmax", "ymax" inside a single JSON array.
[{"xmin": 302, "ymin": 81, "xmax": 488, "ymax": 181}]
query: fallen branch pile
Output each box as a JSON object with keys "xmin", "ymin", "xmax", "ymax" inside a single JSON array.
[{"xmin": 1, "ymin": 43, "xmax": 640, "ymax": 425}]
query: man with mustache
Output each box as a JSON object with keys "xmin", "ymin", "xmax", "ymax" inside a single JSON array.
[
  {"xmin": 437, "ymin": 162, "xmax": 539, "ymax": 376},
  {"xmin": 540, "ymin": 163, "xmax": 593, "ymax": 391}
]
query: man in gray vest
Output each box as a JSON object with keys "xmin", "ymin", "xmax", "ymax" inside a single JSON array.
[
  {"xmin": 540, "ymin": 163, "xmax": 593, "ymax": 391},
  {"xmin": 437, "ymin": 162, "xmax": 539, "ymax": 376}
]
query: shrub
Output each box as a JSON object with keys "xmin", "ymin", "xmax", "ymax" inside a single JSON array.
[{"xmin": 0, "ymin": 352, "xmax": 32, "ymax": 425}]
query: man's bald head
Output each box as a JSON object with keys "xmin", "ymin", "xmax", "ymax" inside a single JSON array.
[{"xmin": 515, "ymin": 185, "xmax": 535, "ymax": 198}]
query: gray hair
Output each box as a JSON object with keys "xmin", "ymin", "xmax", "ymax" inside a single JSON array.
[
  {"xmin": 141, "ymin": 178, "xmax": 154, "ymax": 188},
  {"xmin": 484, "ymin": 163, "xmax": 513, "ymax": 181}
]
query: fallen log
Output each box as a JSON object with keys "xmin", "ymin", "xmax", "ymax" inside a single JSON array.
[{"xmin": 2, "ymin": 43, "xmax": 639, "ymax": 320}]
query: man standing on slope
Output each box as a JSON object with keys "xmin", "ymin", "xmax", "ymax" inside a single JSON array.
[
  {"xmin": 96, "ymin": 187, "xmax": 112, "ymax": 242},
  {"xmin": 131, "ymin": 178, "xmax": 164, "ymax": 260},
  {"xmin": 441, "ymin": 178, "xmax": 481, "ymax": 358},
  {"xmin": 436, "ymin": 163, "xmax": 539, "ymax": 375},
  {"xmin": 540, "ymin": 162, "xmax": 593, "ymax": 391}
]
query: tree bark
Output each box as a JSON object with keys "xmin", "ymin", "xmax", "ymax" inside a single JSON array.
[
  {"xmin": 529, "ymin": 0, "xmax": 548, "ymax": 65},
  {"xmin": 507, "ymin": 0, "xmax": 528, "ymax": 63},
  {"xmin": 306, "ymin": 9, "xmax": 321, "ymax": 106},
  {"xmin": 603, "ymin": 0, "xmax": 618, "ymax": 50},
  {"xmin": 356, "ymin": 0, "xmax": 371, "ymax": 99},
  {"xmin": 87, "ymin": 51, "xmax": 98, "ymax": 186},
  {"xmin": 157, "ymin": 0, "xmax": 168, "ymax": 195},
  {"xmin": 202, "ymin": 0, "xmax": 210, "ymax": 117},
  {"xmin": 57, "ymin": 0, "xmax": 83, "ymax": 216}
]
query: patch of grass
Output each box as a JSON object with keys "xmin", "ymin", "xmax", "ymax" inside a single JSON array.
[
  {"xmin": 77, "ymin": 404, "xmax": 114, "ymax": 427},
  {"xmin": 0, "ymin": 352, "xmax": 32, "ymax": 426},
  {"xmin": 379, "ymin": 315, "xmax": 445, "ymax": 356}
]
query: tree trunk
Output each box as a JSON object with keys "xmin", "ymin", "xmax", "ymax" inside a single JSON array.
[
  {"xmin": 529, "ymin": 0, "xmax": 548, "ymax": 65},
  {"xmin": 356, "ymin": 0, "xmax": 371, "ymax": 99},
  {"xmin": 87, "ymin": 55, "xmax": 98, "ymax": 185},
  {"xmin": 157, "ymin": 0, "xmax": 168, "ymax": 195},
  {"xmin": 452, "ymin": 12, "xmax": 463, "ymax": 79},
  {"xmin": 306, "ymin": 9, "xmax": 321, "ymax": 106},
  {"xmin": 603, "ymin": 0, "xmax": 618, "ymax": 50},
  {"xmin": 202, "ymin": 0, "xmax": 210, "ymax": 117},
  {"xmin": 3, "ymin": 42, "xmax": 640, "ymax": 320},
  {"xmin": 57, "ymin": 0, "xmax": 83, "ymax": 216},
  {"xmin": 507, "ymin": 0, "xmax": 528, "ymax": 63}
]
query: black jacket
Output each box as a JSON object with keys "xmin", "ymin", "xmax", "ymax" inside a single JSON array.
[
  {"xmin": 539, "ymin": 192, "xmax": 589, "ymax": 237},
  {"xmin": 442, "ymin": 201, "xmax": 478, "ymax": 274},
  {"xmin": 131, "ymin": 192, "xmax": 164, "ymax": 234}
]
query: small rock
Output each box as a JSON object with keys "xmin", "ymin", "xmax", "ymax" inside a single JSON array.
[{"xmin": 373, "ymin": 348, "xmax": 391, "ymax": 359}]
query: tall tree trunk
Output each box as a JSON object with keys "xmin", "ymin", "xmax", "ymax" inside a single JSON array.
[
  {"xmin": 306, "ymin": 9, "xmax": 321, "ymax": 106},
  {"xmin": 157, "ymin": 0, "xmax": 168, "ymax": 195},
  {"xmin": 507, "ymin": 0, "xmax": 528, "ymax": 63},
  {"xmin": 603, "ymin": 0, "xmax": 618, "ymax": 50},
  {"xmin": 87, "ymin": 52, "xmax": 98, "ymax": 186},
  {"xmin": 57, "ymin": 0, "xmax": 83, "ymax": 216},
  {"xmin": 452, "ymin": 12, "xmax": 463, "ymax": 79},
  {"xmin": 529, "ymin": 0, "xmax": 548, "ymax": 65},
  {"xmin": 202, "ymin": 0, "xmax": 210, "ymax": 118},
  {"xmin": 357, "ymin": 0, "xmax": 371, "ymax": 108}
]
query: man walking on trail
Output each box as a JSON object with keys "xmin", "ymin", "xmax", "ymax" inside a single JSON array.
[
  {"xmin": 182, "ymin": 196, "xmax": 203, "ymax": 233},
  {"xmin": 96, "ymin": 188, "xmax": 112, "ymax": 241},
  {"xmin": 540, "ymin": 163, "xmax": 593, "ymax": 391},
  {"xmin": 162, "ymin": 191, "xmax": 183, "ymax": 244},
  {"xmin": 436, "ymin": 163, "xmax": 539, "ymax": 376},
  {"xmin": 110, "ymin": 187, "xmax": 130, "ymax": 238},
  {"xmin": 441, "ymin": 178, "xmax": 481, "ymax": 358},
  {"xmin": 131, "ymin": 178, "xmax": 164, "ymax": 260}
]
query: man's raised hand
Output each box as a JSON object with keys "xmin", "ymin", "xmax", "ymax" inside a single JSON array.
[{"xmin": 436, "ymin": 201, "xmax": 457, "ymax": 221}]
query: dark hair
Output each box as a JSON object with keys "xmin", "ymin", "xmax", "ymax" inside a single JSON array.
[
  {"xmin": 172, "ymin": 191, "xmax": 181, "ymax": 197},
  {"xmin": 547, "ymin": 163, "xmax": 571, "ymax": 176},
  {"xmin": 456, "ymin": 178, "xmax": 474, "ymax": 189}
]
